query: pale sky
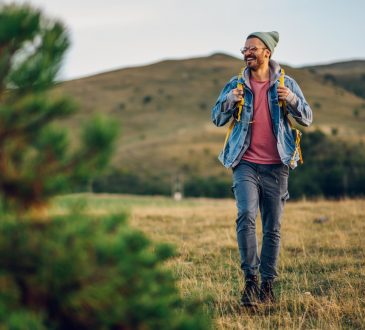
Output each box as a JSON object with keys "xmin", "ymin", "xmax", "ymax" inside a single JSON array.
[{"xmin": 4, "ymin": 0, "xmax": 365, "ymax": 80}]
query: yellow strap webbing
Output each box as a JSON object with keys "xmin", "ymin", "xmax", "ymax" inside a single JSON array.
[
  {"xmin": 223, "ymin": 67, "xmax": 245, "ymax": 150},
  {"xmin": 279, "ymin": 69, "xmax": 286, "ymax": 109},
  {"xmin": 223, "ymin": 119, "xmax": 235, "ymax": 149},
  {"xmin": 279, "ymin": 68, "xmax": 303, "ymax": 165}
]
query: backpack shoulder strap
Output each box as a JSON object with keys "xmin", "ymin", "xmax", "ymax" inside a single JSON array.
[
  {"xmin": 279, "ymin": 68, "xmax": 304, "ymax": 165},
  {"xmin": 279, "ymin": 68, "xmax": 294, "ymax": 129},
  {"xmin": 222, "ymin": 66, "xmax": 245, "ymax": 150}
]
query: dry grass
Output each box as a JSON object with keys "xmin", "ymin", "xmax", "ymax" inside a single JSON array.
[{"xmin": 52, "ymin": 194, "xmax": 365, "ymax": 329}]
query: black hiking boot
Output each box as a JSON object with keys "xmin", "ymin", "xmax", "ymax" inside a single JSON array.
[
  {"xmin": 259, "ymin": 280, "xmax": 276, "ymax": 304},
  {"xmin": 240, "ymin": 275, "xmax": 260, "ymax": 307}
]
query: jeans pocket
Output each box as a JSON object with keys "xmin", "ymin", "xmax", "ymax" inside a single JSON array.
[
  {"xmin": 278, "ymin": 165, "xmax": 289, "ymax": 197},
  {"xmin": 281, "ymin": 164, "xmax": 290, "ymax": 177}
]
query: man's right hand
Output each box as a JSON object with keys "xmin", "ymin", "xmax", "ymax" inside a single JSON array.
[
  {"xmin": 226, "ymin": 87, "xmax": 244, "ymax": 111},
  {"xmin": 231, "ymin": 87, "xmax": 244, "ymax": 103}
]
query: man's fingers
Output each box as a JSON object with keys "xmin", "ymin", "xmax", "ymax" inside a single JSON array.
[
  {"xmin": 277, "ymin": 86, "xmax": 288, "ymax": 94},
  {"xmin": 233, "ymin": 88, "xmax": 244, "ymax": 96},
  {"xmin": 277, "ymin": 86, "xmax": 289, "ymax": 99}
]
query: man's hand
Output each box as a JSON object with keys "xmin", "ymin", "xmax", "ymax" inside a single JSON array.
[
  {"xmin": 231, "ymin": 87, "xmax": 244, "ymax": 103},
  {"xmin": 277, "ymin": 86, "xmax": 290, "ymax": 101},
  {"xmin": 226, "ymin": 87, "xmax": 245, "ymax": 110},
  {"xmin": 277, "ymin": 85, "xmax": 298, "ymax": 106}
]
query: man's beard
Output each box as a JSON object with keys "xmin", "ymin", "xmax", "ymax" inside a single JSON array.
[{"xmin": 245, "ymin": 55, "xmax": 265, "ymax": 70}]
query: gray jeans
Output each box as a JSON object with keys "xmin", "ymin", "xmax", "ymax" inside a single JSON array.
[{"xmin": 232, "ymin": 159, "xmax": 290, "ymax": 281}]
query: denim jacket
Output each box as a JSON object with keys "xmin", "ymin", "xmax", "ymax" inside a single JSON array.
[{"xmin": 211, "ymin": 60, "xmax": 313, "ymax": 169}]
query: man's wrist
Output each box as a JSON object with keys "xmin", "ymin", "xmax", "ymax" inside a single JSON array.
[
  {"xmin": 225, "ymin": 90, "xmax": 237, "ymax": 111},
  {"xmin": 286, "ymin": 90, "xmax": 298, "ymax": 107}
]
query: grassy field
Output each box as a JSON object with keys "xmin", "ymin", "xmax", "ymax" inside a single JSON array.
[{"xmin": 52, "ymin": 194, "xmax": 365, "ymax": 329}]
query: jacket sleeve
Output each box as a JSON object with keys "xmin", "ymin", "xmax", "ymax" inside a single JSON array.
[
  {"xmin": 285, "ymin": 76, "xmax": 313, "ymax": 127},
  {"xmin": 211, "ymin": 77, "xmax": 238, "ymax": 127}
]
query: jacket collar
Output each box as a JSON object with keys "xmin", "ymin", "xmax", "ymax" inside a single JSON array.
[{"xmin": 239, "ymin": 59, "xmax": 281, "ymax": 89}]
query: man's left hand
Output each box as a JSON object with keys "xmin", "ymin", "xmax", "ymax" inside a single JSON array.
[
  {"xmin": 278, "ymin": 86, "xmax": 298, "ymax": 106},
  {"xmin": 277, "ymin": 86, "xmax": 290, "ymax": 101}
]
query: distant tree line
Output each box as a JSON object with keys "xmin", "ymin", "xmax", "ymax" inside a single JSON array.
[
  {"xmin": 289, "ymin": 129, "xmax": 365, "ymax": 199},
  {"xmin": 93, "ymin": 130, "xmax": 365, "ymax": 200}
]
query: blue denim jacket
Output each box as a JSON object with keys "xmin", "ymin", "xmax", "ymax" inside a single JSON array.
[{"xmin": 211, "ymin": 60, "xmax": 313, "ymax": 169}]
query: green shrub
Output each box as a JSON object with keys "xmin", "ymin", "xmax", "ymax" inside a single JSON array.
[
  {"xmin": 199, "ymin": 102, "xmax": 207, "ymax": 110},
  {"xmin": 0, "ymin": 213, "xmax": 210, "ymax": 329},
  {"xmin": 353, "ymin": 108, "xmax": 360, "ymax": 117},
  {"xmin": 143, "ymin": 95, "xmax": 153, "ymax": 104},
  {"xmin": 331, "ymin": 127, "xmax": 338, "ymax": 136},
  {"xmin": 184, "ymin": 176, "xmax": 232, "ymax": 198},
  {"xmin": 117, "ymin": 102, "xmax": 125, "ymax": 111},
  {"xmin": 313, "ymin": 101, "xmax": 321, "ymax": 109},
  {"xmin": 92, "ymin": 170, "xmax": 171, "ymax": 196}
]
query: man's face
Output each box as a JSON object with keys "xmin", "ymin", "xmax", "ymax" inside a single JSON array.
[{"xmin": 243, "ymin": 37, "xmax": 271, "ymax": 70}]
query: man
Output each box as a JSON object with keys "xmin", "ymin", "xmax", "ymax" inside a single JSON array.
[{"xmin": 211, "ymin": 31, "xmax": 313, "ymax": 307}]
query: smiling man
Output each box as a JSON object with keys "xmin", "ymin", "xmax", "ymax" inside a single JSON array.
[{"xmin": 211, "ymin": 31, "xmax": 313, "ymax": 307}]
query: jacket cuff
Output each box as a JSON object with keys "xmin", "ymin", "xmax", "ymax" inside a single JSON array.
[
  {"xmin": 286, "ymin": 90, "xmax": 298, "ymax": 108},
  {"xmin": 224, "ymin": 90, "xmax": 237, "ymax": 111}
]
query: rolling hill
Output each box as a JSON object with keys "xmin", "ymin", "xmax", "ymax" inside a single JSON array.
[
  {"xmin": 304, "ymin": 60, "xmax": 365, "ymax": 99},
  {"xmin": 57, "ymin": 53, "xmax": 365, "ymax": 190}
]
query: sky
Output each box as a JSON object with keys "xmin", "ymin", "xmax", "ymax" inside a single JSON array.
[{"xmin": 3, "ymin": 0, "xmax": 365, "ymax": 80}]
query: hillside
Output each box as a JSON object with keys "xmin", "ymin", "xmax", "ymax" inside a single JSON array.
[
  {"xmin": 57, "ymin": 54, "xmax": 365, "ymax": 187},
  {"xmin": 304, "ymin": 60, "xmax": 365, "ymax": 99}
]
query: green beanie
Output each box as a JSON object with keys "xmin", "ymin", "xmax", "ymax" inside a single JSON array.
[{"xmin": 247, "ymin": 31, "xmax": 279, "ymax": 53}]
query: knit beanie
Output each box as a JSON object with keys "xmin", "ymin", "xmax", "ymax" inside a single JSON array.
[{"xmin": 247, "ymin": 31, "xmax": 279, "ymax": 53}]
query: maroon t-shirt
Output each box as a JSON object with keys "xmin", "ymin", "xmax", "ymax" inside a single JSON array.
[{"xmin": 242, "ymin": 77, "xmax": 281, "ymax": 164}]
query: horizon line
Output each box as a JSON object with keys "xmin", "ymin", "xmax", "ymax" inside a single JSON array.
[{"xmin": 58, "ymin": 52, "xmax": 365, "ymax": 83}]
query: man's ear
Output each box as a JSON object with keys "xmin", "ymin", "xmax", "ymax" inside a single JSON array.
[{"xmin": 265, "ymin": 49, "xmax": 271, "ymax": 59}]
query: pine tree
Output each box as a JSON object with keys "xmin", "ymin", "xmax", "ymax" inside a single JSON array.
[
  {"xmin": 0, "ymin": 213, "xmax": 211, "ymax": 329},
  {"xmin": 0, "ymin": 4, "xmax": 211, "ymax": 329},
  {"xmin": 0, "ymin": 3, "xmax": 118, "ymax": 212}
]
